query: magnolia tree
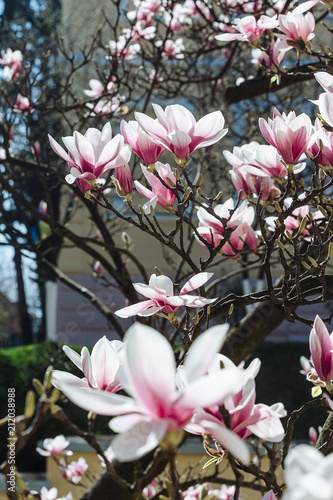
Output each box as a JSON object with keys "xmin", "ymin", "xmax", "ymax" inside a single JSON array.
[{"xmin": 2, "ymin": 0, "xmax": 333, "ymax": 499}]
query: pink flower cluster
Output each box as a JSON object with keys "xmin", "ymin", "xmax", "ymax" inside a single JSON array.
[
  {"xmin": 52, "ymin": 322, "xmax": 285, "ymax": 465},
  {"xmin": 196, "ymin": 199, "xmax": 258, "ymax": 256}
]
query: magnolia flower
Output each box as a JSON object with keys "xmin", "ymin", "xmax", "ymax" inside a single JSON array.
[
  {"xmin": 135, "ymin": 103, "xmax": 227, "ymax": 163},
  {"xmin": 251, "ymin": 40, "xmax": 285, "ymax": 69},
  {"xmin": 120, "ymin": 119, "xmax": 165, "ymax": 164},
  {"xmin": 278, "ymin": 12, "xmax": 315, "ymax": 45},
  {"xmin": 112, "ymin": 164, "xmax": 133, "ymax": 197},
  {"xmin": 156, "ymin": 38, "xmax": 185, "ymax": 59},
  {"xmin": 115, "ymin": 272, "xmax": 216, "ymax": 317},
  {"xmin": 52, "ymin": 336, "xmax": 123, "ymax": 393},
  {"xmin": 266, "ymin": 197, "xmax": 311, "ymax": 237},
  {"xmin": 13, "ymin": 94, "xmax": 33, "ymax": 113},
  {"xmin": 309, "ymin": 315, "xmax": 333, "ymax": 383},
  {"xmin": 83, "ymin": 78, "xmax": 116, "ymax": 97},
  {"xmin": 108, "ymin": 35, "xmax": 141, "ymax": 60},
  {"xmin": 63, "ymin": 457, "xmax": 88, "ymax": 484},
  {"xmin": 216, "ymin": 15, "xmax": 279, "ymax": 43},
  {"xmin": 283, "ymin": 445, "xmax": 333, "ymax": 500},
  {"xmin": 52, "ymin": 323, "xmax": 250, "ymax": 463},
  {"xmin": 134, "ymin": 162, "xmax": 177, "ymax": 213},
  {"xmin": 0, "ymin": 48, "xmax": 22, "ymax": 79},
  {"xmin": 196, "ymin": 199, "xmax": 258, "ymax": 256},
  {"xmin": 40, "ymin": 487, "xmax": 58, "ymax": 500},
  {"xmin": 259, "ymin": 108, "xmax": 313, "ymax": 165},
  {"xmin": 186, "ymin": 356, "xmax": 286, "ymax": 443},
  {"xmin": 48, "ymin": 123, "xmax": 131, "ymax": 188},
  {"xmin": 36, "ymin": 435, "xmax": 72, "ymax": 457}
]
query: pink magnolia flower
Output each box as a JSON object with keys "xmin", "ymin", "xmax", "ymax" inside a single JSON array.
[
  {"xmin": 0, "ymin": 48, "xmax": 22, "ymax": 79},
  {"xmin": 266, "ymin": 197, "xmax": 311, "ymax": 237},
  {"xmin": 36, "ymin": 435, "xmax": 72, "ymax": 457},
  {"xmin": 93, "ymin": 261, "xmax": 103, "ymax": 275},
  {"xmin": 31, "ymin": 141, "xmax": 41, "ymax": 157},
  {"xmin": 229, "ymin": 165, "xmax": 279, "ymax": 201},
  {"xmin": 164, "ymin": 4, "xmax": 189, "ymax": 32},
  {"xmin": 196, "ymin": 199, "xmax": 258, "ymax": 256},
  {"xmin": 108, "ymin": 35, "xmax": 141, "ymax": 60},
  {"xmin": 310, "ymin": 315, "xmax": 333, "ymax": 383},
  {"xmin": 122, "ymin": 22, "xmax": 156, "ymax": 41},
  {"xmin": 83, "ymin": 78, "xmax": 116, "ymax": 98},
  {"xmin": 120, "ymin": 119, "xmax": 165, "ymax": 164},
  {"xmin": 65, "ymin": 457, "xmax": 88, "ymax": 484},
  {"xmin": 156, "ymin": 38, "xmax": 185, "ymax": 59},
  {"xmin": 215, "ymin": 15, "xmax": 279, "ymax": 43},
  {"xmin": 85, "ymin": 95, "xmax": 125, "ymax": 116},
  {"xmin": 277, "ymin": 12, "xmax": 315, "ymax": 44},
  {"xmin": 52, "ymin": 336, "xmax": 123, "ymax": 393},
  {"xmin": 40, "ymin": 487, "xmax": 58, "ymax": 500},
  {"xmin": 52, "ymin": 323, "xmax": 250, "ymax": 463},
  {"xmin": 13, "ymin": 94, "xmax": 33, "ymax": 113},
  {"xmin": 48, "ymin": 123, "xmax": 131, "ymax": 188},
  {"xmin": 251, "ymin": 39, "xmax": 285, "ymax": 69},
  {"xmin": 259, "ymin": 108, "xmax": 313, "ymax": 165},
  {"xmin": 115, "ymin": 272, "xmax": 216, "ymax": 317},
  {"xmin": 134, "ymin": 162, "xmax": 177, "ymax": 213},
  {"xmin": 135, "ymin": 104, "xmax": 227, "ymax": 163},
  {"xmin": 182, "ymin": 483, "xmax": 212, "ymax": 499},
  {"xmin": 112, "ymin": 163, "xmax": 133, "ymax": 197},
  {"xmin": 186, "ymin": 356, "xmax": 286, "ymax": 443}
]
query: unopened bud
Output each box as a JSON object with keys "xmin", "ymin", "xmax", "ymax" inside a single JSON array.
[
  {"xmin": 24, "ymin": 391, "xmax": 35, "ymax": 419},
  {"xmin": 154, "ymin": 267, "xmax": 164, "ymax": 276},
  {"xmin": 43, "ymin": 366, "xmax": 53, "ymax": 390},
  {"xmin": 302, "ymin": 261, "xmax": 311, "ymax": 270},
  {"xmin": 308, "ymin": 256, "xmax": 318, "ymax": 267},
  {"xmin": 276, "ymin": 240, "xmax": 286, "ymax": 250},
  {"xmin": 274, "ymin": 201, "xmax": 282, "ymax": 213},
  {"xmin": 33, "ymin": 378, "xmax": 44, "ymax": 397}
]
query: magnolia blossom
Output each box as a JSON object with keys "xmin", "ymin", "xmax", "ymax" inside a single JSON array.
[
  {"xmin": 251, "ymin": 39, "xmax": 285, "ymax": 69},
  {"xmin": 309, "ymin": 315, "xmax": 333, "ymax": 383},
  {"xmin": 134, "ymin": 162, "xmax": 177, "ymax": 213},
  {"xmin": 40, "ymin": 487, "xmax": 58, "ymax": 500},
  {"xmin": 115, "ymin": 272, "xmax": 216, "ymax": 317},
  {"xmin": 259, "ymin": 108, "xmax": 313, "ymax": 165},
  {"xmin": 0, "ymin": 48, "xmax": 22, "ymax": 79},
  {"xmin": 196, "ymin": 199, "xmax": 258, "ymax": 256},
  {"xmin": 61, "ymin": 457, "xmax": 88, "ymax": 484},
  {"xmin": 135, "ymin": 103, "xmax": 227, "ymax": 162},
  {"xmin": 113, "ymin": 164, "xmax": 133, "ymax": 197},
  {"xmin": 122, "ymin": 22, "xmax": 156, "ymax": 41},
  {"xmin": 278, "ymin": 12, "xmax": 315, "ymax": 44},
  {"xmin": 120, "ymin": 119, "xmax": 165, "ymax": 164},
  {"xmin": 85, "ymin": 96, "xmax": 125, "ymax": 116},
  {"xmin": 156, "ymin": 38, "xmax": 185, "ymax": 59},
  {"xmin": 216, "ymin": 15, "xmax": 278, "ymax": 43},
  {"xmin": 186, "ymin": 356, "xmax": 286, "ymax": 443},
  {"xmin": 266, "ymin": 197, "xmax": 310, "ymax": 237},
  {"xmin": 36, "ymin": 435, "xmax": 72, "ymax": 457},
  {"xmin": 83, "ymin": 78, "xmax": 116, "ymax": 98},
  {"xmin": 52, "ymin": 323, "xmax": 250, "ymax": 463},
  {"xmin": 48, "ymin": 123, "xmax": 131, "ymax": 188},
  {"xmin": 52, "ymin": 336, "xmax": 123, "ymax": 394},
  {"xmin": 108, "ymin": 35, "xmax": 141, "ymax": 60},
  {"xmin": 164, "ymin": 4, "xmax": 190, "ymax": 32},
  {"xmin": 283, "ymin": 445, "xmax": 333, "ymax": 500},
  {"xmin": 13, "ymin": 94, "xmax": 33, "ymax": 113}
]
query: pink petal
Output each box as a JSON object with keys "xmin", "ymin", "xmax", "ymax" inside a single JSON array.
[
  {"xmin": 111, "ymin": 420, "xmax": 169, "ymax": 462},
  {"xmin": 180, "ymin": 272, "xmax": 213, "ymax": 295},
  {"xmin": 122, "ymin": 324, "xmax": 176, "ymax": 415},
  {"xmin": 114, "ymin": 299, "xmax": 159, "ymax": 318},
  {"xmin": 200, "ymin": 420, "xmax": 250, "ymax": 463},
  {"xmin": 184, "ymin": 324, "xmax": 229, "ymax": 381}
]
